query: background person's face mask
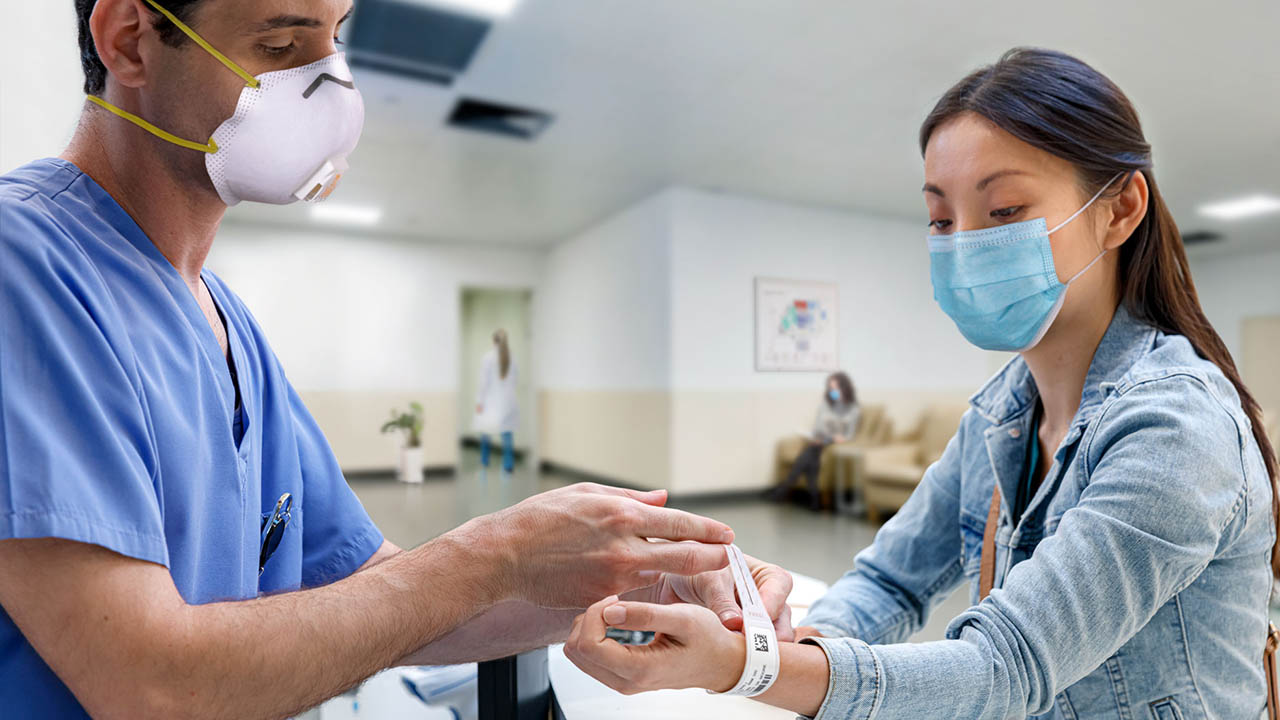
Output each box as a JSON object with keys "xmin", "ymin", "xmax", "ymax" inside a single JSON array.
[
  {"xmin": 87, "ymin": 0, "xmax": 364, "ymax": 206},
  {"xmin": 927, "ymin": 172, "xmax": 1124, "ymax": 352}
]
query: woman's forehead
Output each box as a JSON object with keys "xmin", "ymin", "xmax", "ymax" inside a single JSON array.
[{"xmin": 923, "ymin": 113, "xmax": 1069, "ymax": 186}]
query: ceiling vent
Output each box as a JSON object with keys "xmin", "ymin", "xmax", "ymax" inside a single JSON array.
[
  {"xmin": 1182, "ymin": 230, "xmax": 1224, "ymax": 245},
  {"xmin": 346, "ymin": 0, "xmax": 492, "ymax": 85},
  {"xmin": 446, "ymin": 98, "xmax": 554, "ymax": 140}
]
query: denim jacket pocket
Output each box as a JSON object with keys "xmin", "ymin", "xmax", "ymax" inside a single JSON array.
[{"xmin": 1148, "ymin": 698, "xmax": 1183, "ymax": 720}]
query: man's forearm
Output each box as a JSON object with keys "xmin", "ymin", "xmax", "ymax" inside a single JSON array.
[
  {"xmin": 156, "ymin": 521, "xmax": 506, "ymax": 720},
  {"xmin": 398, "ymin": 601, "xmax": 579, "ymax": 666}
]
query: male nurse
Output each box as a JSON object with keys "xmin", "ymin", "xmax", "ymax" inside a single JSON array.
[{"xmin": 0, "ymin": 1, "xmax": 792, "ymax": 717}]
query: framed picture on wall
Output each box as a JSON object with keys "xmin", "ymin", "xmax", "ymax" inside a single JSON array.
[{"xmin": 754, "ymin": 277, "xmax": 839, "ymax": 372}]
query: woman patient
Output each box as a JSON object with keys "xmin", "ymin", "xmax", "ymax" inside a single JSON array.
[
  {"xmin": 563, "ymin": 47, "xmax": 1276, "ymax": 719},
  {"xmin": 770, "ymin": 371, "xmax": 861, "ymax": 511}
]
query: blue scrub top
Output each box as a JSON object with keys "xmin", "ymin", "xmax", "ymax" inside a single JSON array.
[{"xmin": 0, "ymin": 159, "xmax": 385, "ymax": 716}]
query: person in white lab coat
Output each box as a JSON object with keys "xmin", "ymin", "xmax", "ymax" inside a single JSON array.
[{"xmin": 474, "ymin": 329, "xmax": 519, "ymax": 472}]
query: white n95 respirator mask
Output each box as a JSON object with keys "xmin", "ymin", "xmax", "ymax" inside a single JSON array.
[{"xmin": 86, "ymin": 0, "xmax": 364, "ymax": 206}]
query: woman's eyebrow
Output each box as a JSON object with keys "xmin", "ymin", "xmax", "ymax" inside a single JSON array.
[
  {"xmin": 922, "ymin": 169, "xmax": 1031, "ymax": 197},
  {"xmin": 975, "ymin": 169, "xmax": 1030, "ymax": 190}
]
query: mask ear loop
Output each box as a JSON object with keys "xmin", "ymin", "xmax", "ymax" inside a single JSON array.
[
  {"xmin": 1047, "ymin": 170, "xmax": 1130, "ymax": 284},
  {"xmin": 1047, "ymin": 171, "xmax": 1128, "ymax": 235},
  {"xmin": 1020, "ymin": 170, "xmax": 1130, "ymax": 353},
  {"xmin": 86, "ymin": 95, "xmax": 219, "ymax": 153}
]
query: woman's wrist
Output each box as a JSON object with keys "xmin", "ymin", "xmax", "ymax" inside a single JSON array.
[
  {"xmin": 751, "ymin": 640, "xmax": 831, "ymax": 718},
  {"xmin": 710, "ymin": 631, "xmax": 747, "ymax": 693}
]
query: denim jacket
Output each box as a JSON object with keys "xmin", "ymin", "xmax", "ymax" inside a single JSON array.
[{"xmin": 800, "ymin": 305, "xmax": 1274, "ymax": 719}]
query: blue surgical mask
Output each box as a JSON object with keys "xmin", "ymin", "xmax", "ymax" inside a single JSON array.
[
  {"xmin": 828, "ymin": 389, "xmax": 842, "ymax": 403},
  {"xmin": 927, "ymin": 173, "xmax": 1123, "ymax": 352}
]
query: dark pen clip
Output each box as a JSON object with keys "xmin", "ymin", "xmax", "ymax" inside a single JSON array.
[{"xmin": 259, "ymin": 492, "xmax": 293, "ymax": 577}]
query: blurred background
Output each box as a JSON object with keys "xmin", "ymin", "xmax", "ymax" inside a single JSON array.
[{"xmin": 3, "ymin": 1, "xmax": 1278, "ymax": 713}]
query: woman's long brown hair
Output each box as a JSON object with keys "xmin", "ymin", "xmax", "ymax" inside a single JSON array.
[
  {"xmin": 494, "ymin": 329, "xmax": 511, "ymax": 379},
  {"xmin": 920, "ymin": 47, "xmax": 1280, "ymax": 577}
]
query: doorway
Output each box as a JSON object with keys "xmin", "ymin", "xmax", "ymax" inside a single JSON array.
[{"xmin": 458, "ymin": 288, "xmax": 535, "ymax": 462}]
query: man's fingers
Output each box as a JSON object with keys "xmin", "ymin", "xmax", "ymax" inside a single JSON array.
[
  {"xmin": 626, "ymin": 488, "xmax": 668, "ymax": 507},
  {"xmin": 601, "ymin": 601, "xmax": 700, "ymax": 637},
  {"xmin": 635, "ymin": 506, "xmax": 734, "ymax": 544},
  {"xmin": 631, "ymin": 540, "xmax": 729, "ymax": 578},
  {"xmin": 583, "ymin": 483, "xmax": 669, "ymax": 507}
]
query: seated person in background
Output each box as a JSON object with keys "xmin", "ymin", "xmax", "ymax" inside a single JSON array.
[{"xmin": 771, "ymin": 372, "xmax": 861, "ymax": 511}]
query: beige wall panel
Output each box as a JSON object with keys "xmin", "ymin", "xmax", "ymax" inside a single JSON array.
[{"xmin": 299, "ymin": 391, "xmax": 457, "ymax": 472}]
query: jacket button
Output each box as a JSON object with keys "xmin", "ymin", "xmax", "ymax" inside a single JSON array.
[{"xmin": 1008, "ymin": 428, "xmax": 1021, "ymax": 438}]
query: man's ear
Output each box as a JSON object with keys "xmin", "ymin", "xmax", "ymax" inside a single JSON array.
[
  {"xmin": 1103, "ymin": 170, "xmax": 1150, "ymax": 251},
  {"xmin": 90, "ymin": 0, "xmax": 150, "ymax": 90}
]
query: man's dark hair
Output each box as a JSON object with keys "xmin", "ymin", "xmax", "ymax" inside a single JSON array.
[{"xmin": 76, "ymin": 0, "xmax": 207, "ymax": 94}]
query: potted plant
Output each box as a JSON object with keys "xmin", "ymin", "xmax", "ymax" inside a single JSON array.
[{"xmin": 380, "ymin": 402, "xmax": 425, "ymax": 483}]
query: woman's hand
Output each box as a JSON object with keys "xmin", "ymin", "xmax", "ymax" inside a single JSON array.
[
  {"xmin": 621, "ymin": 554, "xmax": 795, "ymax": 641},
  {"xmin": 565, "ymin": 595, "xmax": 745, "ymax": 695},
  {"xmin": 792, "ymin": 626, "xmax": 824, "ymax": 642}
]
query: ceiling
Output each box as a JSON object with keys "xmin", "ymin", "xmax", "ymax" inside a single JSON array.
[{"xmin": 225, "ymin": 0, "xmax": 1280, "ymax": 256}]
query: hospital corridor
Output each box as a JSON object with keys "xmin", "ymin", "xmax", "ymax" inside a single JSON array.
[{"xmin": 2, "ymin": 1, "xmax": 1278, "ymax": 719}]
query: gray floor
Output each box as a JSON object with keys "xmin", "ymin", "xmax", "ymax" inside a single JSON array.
[{"xmin": 350, "ymin": 448, "xmax": 970, "ymax": 643}]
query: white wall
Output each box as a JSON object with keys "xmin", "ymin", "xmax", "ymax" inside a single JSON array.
[
  {"xmin": 209, "ymin": 224, "xmax": 544, "ymax": 392},
  {"xmin": 207, "ymin": 223, "xmax": 543, "ymax": 470},
  {"xmin": 1, "ymin": 2, "xmax": 83, "ymax": 173},
  {"xmin": 533, "ymin": 191, "xmax": 674, "ymax": 485},
  {"xmin": 663, "ymin": 189, "xmax": 995, "ymax": 492},
  {"xmin": 1191, "ymin": 248, "xmax": 1280, "ymax": 361},
  {"xmin": 532, "ymin": 187, "xmax": 998, "ymax": 492},
  {"xmin": 536, "ymin": 191, "xmax": 673, "ymax": 390},
  {"xmin": 668, "ymin": 188, "xmax": 996, "ymax": 393}
]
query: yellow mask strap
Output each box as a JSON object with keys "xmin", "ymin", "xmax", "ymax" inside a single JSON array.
[
  {"xmin": 84, "ymin": 0, "xmax": 263, "ymax": 154},
  {"xmin": 140, "ymin": 0, "xmax": 260, "ymax": 89},
  {"xmin": 86, "ymin": 94, "xmax": 219, "ymax": 153}
]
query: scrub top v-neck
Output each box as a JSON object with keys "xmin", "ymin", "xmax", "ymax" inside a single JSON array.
[{"xmin": 0, "ymin": 158, "xmax": 384, "ymax": 717}]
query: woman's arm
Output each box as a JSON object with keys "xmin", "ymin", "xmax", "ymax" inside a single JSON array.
[
  {"xmin": 568, "ymin": 377, "xmax": 1253, "ymax": 719},
  {"xmin": 799, "ymin": 423, "xmax": 968, "ymax": 643}
]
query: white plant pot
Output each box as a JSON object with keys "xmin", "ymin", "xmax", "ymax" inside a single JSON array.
[{"xmin": 398, "ymin": 446, "xmax": 424, "ymax": 484}]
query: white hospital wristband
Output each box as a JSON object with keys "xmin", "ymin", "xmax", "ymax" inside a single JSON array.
[{"xmin": 709, "ymin": 544, "xmax": 780, "ymax": 697}]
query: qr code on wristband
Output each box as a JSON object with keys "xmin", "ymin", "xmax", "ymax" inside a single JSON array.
[{"xmin": 753, "ymin": 633, "xmax": 770, "ymax": 653}]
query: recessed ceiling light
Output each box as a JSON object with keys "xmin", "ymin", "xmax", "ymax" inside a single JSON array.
[
  {"xmin": 410, "ymin": 0, "xmax": 520, "ymax": 17},
  {"xmin": 1197, "ymin": 194, "xmax": 1280, "ymax": 221},
  {"xmin": 310, "ymin": 204, "xmax": 383, "ymax": 226}
]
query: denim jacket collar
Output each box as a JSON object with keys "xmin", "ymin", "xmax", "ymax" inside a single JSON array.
[{"xmin": 967, "ymin": 303, "xmax": 1158, "ymax": 433}]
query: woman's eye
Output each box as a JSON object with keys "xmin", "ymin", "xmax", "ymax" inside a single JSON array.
[
  {"xmin": 334, "ymin": 36, "xmax": 345, "ymax": 46},
  {"xmin": 990, "ymin": 206, "xmax": 1023, "ymax": 219},
  {"xmin": 928, "ymin": 219, "xmax": 952, "ymax": 230}
]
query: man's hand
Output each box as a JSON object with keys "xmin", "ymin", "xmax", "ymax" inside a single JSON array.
[
  {"xmin": 623, "ymin": 553, "xmax": 795, "ymax": 641},
  {"xmin": 478, "ymin": 483, "xmax": 735, "ymax": 609}
]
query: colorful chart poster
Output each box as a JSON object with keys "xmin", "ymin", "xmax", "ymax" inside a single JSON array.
[{"xmin": 754, "ymin": 278, "xmax": 839, "ymax": 372}]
